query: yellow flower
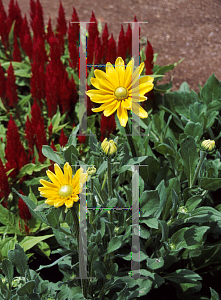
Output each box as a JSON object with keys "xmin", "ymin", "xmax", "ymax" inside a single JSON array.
[
  {"xmin": 86, "ymin": 57, "xmax": 154, "ymax": 127},
  {"xmin": 38, "ymin": 163, "xmax": 87, "ymax": 209},
  {"xmin": 201, "ymin": 139, "xmax": 215, "ymax": 152}
]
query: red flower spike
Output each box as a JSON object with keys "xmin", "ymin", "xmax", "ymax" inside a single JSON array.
[
  {"xmin": 18, "ymin": 190, "xmax": 32, "ymax": 221},
  {"xmin": 105, "ymin": 33, "xmax": 117, "ymax": 64},
  {"xmin": 59, "ymin": 129, "xmax": 68, "ymax": 147},
  {"xmin": 86, "ymin": 83, "xmax": 94, "ymax": 116},
  {"xmin": 100, "ymin": 114, "xmax": 116, "ymax": 141},
  {"xmin": 31, "ymin": 0, "xmax": 44, "ymax": 38},
  {"xmin": 0, "ymin": 1, "xmax": 9, "ymax": 50},
  {"xmin": 36, "ymin": 122, "xmax": 47, "ymax": 163},
  {"xmin": 30, "ymin": 60, "xmax": 45, "ymax": 107},
  {"xmin": 7, "ymin": 0, "xmax": 22, "ymax": 39},
  {"xmin": 32, "ymin": 35, "xmax": 47, "ymax": 64},
  {"xmin": 94, "ymin": 36, "xmax": 102, "ymax": 66},
  {"xmin": 25, "ymin": 116, "xmax": 35, "ymax": 157},
  {"xmin": 59, "ymin": 70, "xmax": 72, "ymax": 114},
  {"xmin": 20, "ymin": 15, "xmax": 32, "ymax": 59},
  {"xmin": 0, "ymin": 63, "xmax": 6, "ymax": 107},
  {"xmin": 30, "ymin": 0, "xmax": 36, "ymax": 27},
  {"xmin": 145, "ymin": 39, "xmax": 154, "ymax": 75},
  {"xmin": 117, "ymin": 25, "xmax": 126, "ymax": 61},
  {"xmin": 5, "ymin": 115, "xmax": 28, "ymax": 178},
  {"xmin": 56, "ymin": 1, "xmax": 67, "ymax": 37},
  {"xmin": 70, "ymin": 7, "xmax": 79, "ymax": 43},
  {"xmin": 50, "ymin": 140, "xmax": 57, "ymax": 152},
  {"xmin": 125, "ymin": 24, "xmax": 132, "ymax": 57},
  {"xmin": 6, "ymin": 62, "xmax": 18, "ymax": 107},
  {"xmin": 13, "ymin": 35, "xmax": 21, "ymax": 62},
  {"xmin": 0, "ymin": 157, "xmax": 10, "ymax": 202},
  {"xmin": 87, "ymin": 11, "xmax": 99, "ymax": 64},
  {"xmin": 78, "ymin": 134, "xmax": 86, "ymax": 144},
  {"xmin": 45, "ymin": 61, "xmax": 59, "ymax": 118},
  {"xmin": 46, "ymin": 18, "xmax": 54, "ymax": 44},
  {"xmin": 48, "ymin": 122, "xmax": 53, "ymax": 137},
  {"xmin": 101, "ymin": 23, "xmax": 109, "ymax": 62}
]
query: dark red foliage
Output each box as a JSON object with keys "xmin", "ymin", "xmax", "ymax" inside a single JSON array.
[
  {"xmin": 7, "ymin": 0, "xmax": 22, "ymax": 39},
  {"xmin": 48, "ymin": 122, "xmax": 53, "ymax": 137},
  {"xmin": 59, "ymin": 129, "xmax": 68, "ymax": 146},
  {"xmin": 20, "ymin": 15, "xmax": 33, "ymax": 59},
  {"xmin": 0, "ymin": 0, "xmax": 9, "ymax": 50},
  {"xmin": 105, "ymin": 33, "xmax": 117, "ymax": 64},
  {"xmin": 55, "ymin": 2, "xmax": 67, "ymax": 55},
  {"xmin": 0, "ymin": 63, "xmax": 6, "ymax": 107},
  {"xmin": 5, "ymin": 115, "xmax": 29, "ymax": 178},
  {"xmin": 13, "ymin": 35, "xmax": 21, "ymax": 62},
  {"xmin": 6, "ymin": 62, "xmax": 18, "ymax": 107},
  {"xmin": 87, "ymin": 11, "xmax": 99, "ymax": 64},
  {"xmin": 100, "ymin": 114, "xmax": 116, "ymax": 142},
  {"xmin": 101, "ymin": 23, "xmax": 109, "ymax": 62},
  {"xmin": 46, "ymin": 18, "xmax": 54, "ymax": 44},
  {"xmin": 68, "ymin": 8, "xmax": 79, "ymax": 69},
  {"xmin": 78, "ymin": 134, "xmax": 86, "ymax": 144},
  {"xmin": 30, "ymin": 60, "xmax": 45, "ymax": 107},
  {"xmin": 117, "ymin": 25, "xmax": 126, "ymax": 61},
  {"xmin": 0, "ymin": 158, "xmax": 10, "ymax": 203},
  {"xmin": 18, "ymin": 190, "xmax": 32, "ymax": 221},
  {"xmin": 125, "ymin": 24, "xmax": 132, "ymax": 57},
  {"xmin": 145, "ymin": 39, "xmax": 154, "ymax": 75},
  {"xmin": 32, "ymin": 35, "xmax": 47, "ymax": 64},
  {"xmin": 94, "ymin": 36, "xmax": 102, "ymax": 66},
  {"xmin": 30, "ymin": 0, "xmax": 45, "ymax": 39}
]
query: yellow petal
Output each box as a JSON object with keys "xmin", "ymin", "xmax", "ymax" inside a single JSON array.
[
  {"xmin": 54, "ymin": 164, "xmax": 65, "ymax": 185},
  {"xmin": 64, "ymin": 199, "xmax": 74, "ymax": 208},
  {"xmin": 139, "ymin": 75, "xmax": 154, "ymax": 85},
  {"xmin": 103, "ymin": 101, "xmax": 120, "ymax": 117},
  {"xmin": 72, "ymin": 194, "xmax": 79, "ymax": 202},
  {"xmin": 99, "ymin": 79, "xmax": 115, "ymax": 92},
  {"xmin": 92, "ymin": 100, "xmax": 116, "ymax": 113},
  {"xmin": 46, "ymin": 170, "xmax": 61, "ymax": 187},
  {"xmin": 106, "ymin": 62, "xmax": 119, "ymax": 87},
  {"xmin": 129, "ymin": 82, "xmax": 154, "ymax": 96},
  {"xmin": 132, "ymin": 102, "xmax": 148, "ymax": 118},
  {"xmin": 90, "ymin": 77, "xmax": 100, "ymax": 89},
  {"xmin": 89, "ymin": 95, "xmax": 115, "ymax": 104},
  {"xmin": 86, "ymin": 89, "xmax": 112, "ymax": 96},
  {"xmin": 54, "ymin": 200, "xmax": 65, "ymax": 208},
  {"xmin": 115, "ymin": 57, "xmax": 125, "ymax": 86},
  {"xmin": 124, "ymin": 58, "xmax": 134, "ymax": 88},
  {"xmin": 38, "ymin": 187, "xmax": 58, "ymax": 194},
  {"xmin": 128, "ymin": 62, "xmax": 145, "ymax": 91},
  {"xmin": 72, "ymin": 168, "xmax": 83, "ymax": 187},
  {"xmin": 63, "ymin": 162, "xmax": 73, "ymax": 185},
  {"xmin": 94, "ymin": 70, "xmax": 115, "ymax": 90},
  {"xmin": 45, "ymin": 199, "xmax": 56, "ymax": 206},
  {"xmin": 39, "ymin": 179, "xmax": 57, "ymax": 189},
  {"xmin": 117, "ymin": 103, "xmax": 128, "ymax": 127},
  {"xmin": 121, "ymin": 98, "xmax": 131, "ymax": 109}
]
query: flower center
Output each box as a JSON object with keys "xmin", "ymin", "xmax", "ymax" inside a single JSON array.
[
  {"xmin": 58, "ymin": 185, "xmax": 73, "ymax": 197},
  {"xmin": 114, "ymin": 86, "xmax": 128, "ymax": 100}
]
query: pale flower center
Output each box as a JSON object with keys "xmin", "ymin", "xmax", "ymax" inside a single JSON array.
[
  {"xmin": 58, "ymin": 185, "xmax": 73, "ymax": 197},
  {"xmin": 114, "ymin": 86, "xmax": 128, "ymax": 100}
]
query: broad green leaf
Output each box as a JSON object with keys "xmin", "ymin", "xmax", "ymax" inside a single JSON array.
[
  {"xmin": 107, "ymin": 236, "xmax": 124, "ymax": 254},
  {"xmin": 200, "ymin": 74, "xmax": 221, "ymax": 105},
  {"xmin": 2, "ymin": 259, "xmax": 13, "ymax": 286},
  {"xmin": 155, "ymin": 180, "xmax": 167, "ymax": 219},
  {"xmin": 153, "ymin": 141, "xmax": 175, "ymax": 156},
  {"xmin": 17, "ymin": 281, "xmax": 35, "ymax": 295},
  {"xmin": 165, "ymin": 269, "xmax": 202, "ymax": 283},
  {"xmin": 147, "ymin": 257, "xmax": 164, "ymax": 270},
  {"xmin": 8, "ymin": 244, "xmax": 28, "ymax": 277},
  {"xmin": 0, "ymin": 204, "xmax": 15, "ymax": 226},
  {"xmin": 19, "ymin": 235, "xmax": 54, "ymax": 252},
  {"xmin": 140, "ymin": 190, "xmax": 160, "ymax": 218},
  {"xmin": 201, "ymin": 178, "xmax": 221, "ymax": 191},
  {"xmin": 167, "ymin": 91, "xmax": 195, "ymax": 118},
  {"xmin": 93, "ymin": 261, "xmax": 107, "ymax": 280},
  {"xmin": 184, "ymin": 122, "xmax": 203, "ymax": 139},
  {"xmin": 42, "ymin": 145, "xmax": 63, "ymax": 165},
  {"xmin": 46, "ymin": 208, "xmax": 60, "ymax": 229},
  {"xmin": 185, "ymin": 195, "xmax": 203, "ymax": 211},
  {"xmin": 118, "ymin": 156, "xmax": 148, "ymax": 173},
  {"xmin": 210, "ymin": 287, "xmax": 220, "ymax": 300},
  {"xmin": 180, "ymin": 136, "xmax": 199, "ymax": 187},
  {"xmin": 140, "ymin": 217, "xmax": 158, "ymax": 229},
  {"xmin": 179, "ymin": 82, "xmax": 190, "ymax": 92}
]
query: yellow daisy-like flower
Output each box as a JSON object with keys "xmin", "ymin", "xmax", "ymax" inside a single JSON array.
[
  {"xmin": 38, "ymin": 163, "xmax": 87, "ymax": 209},
  {"xmin": 86, "ymin": 57, "xmax": 154, "ymax": 127}
]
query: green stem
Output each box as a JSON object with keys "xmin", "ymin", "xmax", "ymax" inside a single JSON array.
[
  {"xmin": 107, "ymin": 158, "xmax": 114, "ymax": 268},
  {"xmin": 89, "ymin": 178, "xmax": 96, "ymax": 231},
  {"xmin": 71, "ymin": 207, "xmax": 88, "ymax": 299},
  {"xmin": 125, "ymin": 121, "xmax": 137, "ymax": 157},
  {"xmin": 101, "ymin": 171, "xmax": 107, "ymax": 191},
  {"xmin": 191, "ymin": 151, "xmax": 207, "ymax": 188}
]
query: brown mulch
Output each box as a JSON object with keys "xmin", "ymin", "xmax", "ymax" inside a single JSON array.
[{"xmin": 3, "ymin": 0, "xmax": 221, "ymax": 92}]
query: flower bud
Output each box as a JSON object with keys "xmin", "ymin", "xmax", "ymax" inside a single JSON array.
[
  {"xmin": 101, "ymin": 138, "xmax": 117, "ymax": 157},
  {"xmin": 178, "ymin": 206, "xmax": 188, "ymax": 213},
  {"xmin": 87, "ymin": 166, "xmax": 96, "ymax": 176},
  {"xmin": 201, "ymin": 139, "xmax": 215, "ymax": 153}
]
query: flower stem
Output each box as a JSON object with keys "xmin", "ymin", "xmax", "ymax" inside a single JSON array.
[
  {"xmin": 71, "ymin": 207, "xmax": 88, "ymax": 299},
  {"xmin": 107, "ymin": 158, "xmax": 114, "ymax": 268},
  {"xmin": 191, "ymin": 151, "xmax": 207, "ymax": 188},
  {"xmin": 125, "ymin": 121, "xmax": 137, "ymax": 157}
]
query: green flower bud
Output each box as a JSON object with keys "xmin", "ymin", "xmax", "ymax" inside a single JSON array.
[
  {"xmin": 201, "ymin": 139, "xmax": 215, "ymax": 153},
  {"xmin": 101, "ymin": 138, "xmax": 118, "ymax": 157},
  {"xmin": 178, "ymin": 206, "xmax": 188, "ymax": 213},
  {"xmin": 87, "ymin": 166, "xmax": 97, "ymax": 176},
  {"xmin": 169, "ymin": 243, "xmax": 176, "ymax": 250}
]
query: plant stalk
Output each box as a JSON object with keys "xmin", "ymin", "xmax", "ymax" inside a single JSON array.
[
  {"xmin": 125, "ymin": 121, "xmax": 137, "ymax": 157},
  {"xmin": 191, "ymin": 151, "xmax": 207, "ymax": 188}
]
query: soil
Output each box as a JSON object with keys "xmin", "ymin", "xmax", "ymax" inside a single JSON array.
[{"xmin": 2, "ymin": 0, "xmax": 221, "ymax": 93}]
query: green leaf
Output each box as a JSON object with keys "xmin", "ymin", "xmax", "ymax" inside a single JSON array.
[
  {"xmin": 153, "ymin": 141, "xmax": 175, "ymax": 156},
  {"xmin": 19, "ymin": 235, "xmax": 54, "ymax": 252},
  {"xmin": 210, "ymin": 287, "xmax": 220, "ymax": 300},
  {"xmin": 147, "ymin": 257, "xmax": 164, "ymax": 270},
  {"xmin": 107, "ymin": 236, "xmax": 124, "ymax": 254},
  {"xmin": 200, "ymin": 74, "xmax": 221, "ymax": 105},
  {"xmin": 93, "ymin": 261, "xmax": 107, "ymax": 280},
  {"xmin": 63, "ymin": 145, "xmax": 78, "ymax": 164},
  {"xmin": 167, "ymin": 91, "xmax": 195, "ymax": 118},
  {"xmin": 165, "ymin": 269, "xmax": 202, "ymax": 283},
  {"xmin": 118, "ymin": 156, "xmax": 148, "ymax": 173},
  {"xmin": 18, "ymin": 94, "xmax": 32, "ymax": 107},
  {"xmin": 185, "ymin": 195, "xmax": 203, "ymax": 211},
  {"xmin": 200, "ymin": 178, "xmax": 221, "ymax": 191},
  {"xmin": 66, "ymin": 124, "xmax": 79, "ymax": 147},
  {"xmin": 140, "ymin": 190, "xmax": 160, "ymax": 218},
  {"xmin": 180, "ymin": 136, "xmax": 199, "ymax": 187},
  {"xmin": 0, "ymin": 203, "xmax": 15, "ymax": 226},
  {"xmin": 155, "ymin": 180, "xmax": 167, "ymax": 219},
  {"xmin": 8, "ymin": 20, "xmax": 16, "ymax": 47},
  {"xmin": 179, "ymin": 82, "xmax": 190, "ymax": 92},
  {"xmin": 8, "ymin": 244, "xmax": 28, "ymax": 277},
  {"xmin": 42, "ymin": 145, "xmax": 64, "ymax": 165},
  {"xmin": 184, "ymin": 122, "xmax": 203, "ymax": 139},
  {"xmin": 140, "ymin": 217, "xmax": 158, "ymax": 229},
  {"xmin": 2, "ymin": 259, "xmax": 14, "ymax": 286},
  {"xmin": 17, "ymin": 281, "xmax": 35, "ymax": 295}
]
